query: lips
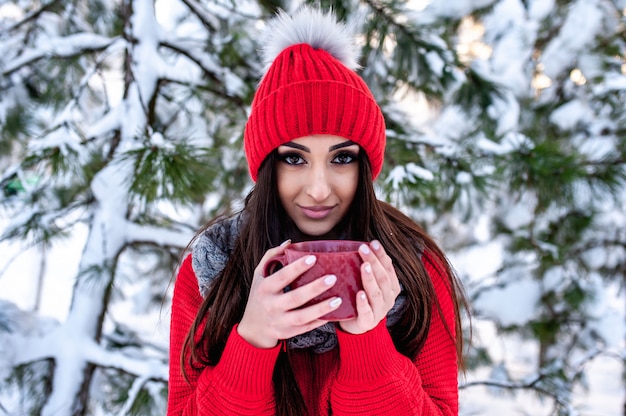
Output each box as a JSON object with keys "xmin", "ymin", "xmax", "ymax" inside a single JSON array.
[{"xmin": 300, "ymin": 205, "xmax": 333, "ymax": 219}]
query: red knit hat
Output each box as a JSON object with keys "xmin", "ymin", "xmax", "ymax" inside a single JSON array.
[{"xmin": 244, "ymin": 7, "xmax": 386, "ymax": 182}]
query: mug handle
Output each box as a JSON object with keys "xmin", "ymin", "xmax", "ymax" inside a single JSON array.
[{"xmin": 263, "ymin": 254, "xmax": 287, "ymax": 277}]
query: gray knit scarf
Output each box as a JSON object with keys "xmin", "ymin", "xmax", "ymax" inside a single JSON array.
[{"xmin": 191, "ymin": 213, "xmax": 408, "ymax": 354}]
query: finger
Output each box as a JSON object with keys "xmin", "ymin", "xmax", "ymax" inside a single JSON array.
[
  {"xmin": 262, "ymin": 254, "xmax": 317, "ymax": 291},
  {"xmin": 257, "ymin": 240, "xmax": 291, "ymax": 269},
  {"xmin": 370, "ymin": 240, "xmax": 401, "ymax": 296},
  {"xmin": 252, "ymin": 241, "xmax": 291, "ymax": 283},
  {"xmin": 354, "ymin": 290, "xmax": 374, "ymax": 321},
  {"xmin": 282, "ymin": 273, "xmax": 337, "ymax": 310},
  {"xmin": 370, "ymin": 240, "xmax": 394, "ymax": 272},
  {"xmin": 287, "ymin": 296, "xmax": 343, "ymax": 327},
  {"xmin": 360, "ymin": 261, "xmax": 385, "ymax": 308},
  {"xmin": 358, "ymin": 242, "xmax": 385, "ymax": 272},
  {"xmin": 359, "ymin": 242, "xmax": 397, "ymax": 297},
  {"xmin": 361, "ymin": 242, "xmax": 391, "ymax": 274}
]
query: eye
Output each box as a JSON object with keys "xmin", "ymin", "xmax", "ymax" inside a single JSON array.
[
  {"xmin": 332, "ymin": 152, "xmax": 358, "ymax": 165},
  {"xmin": 278, "ymin": 152, "xmax": 306, "ymax": 165}
]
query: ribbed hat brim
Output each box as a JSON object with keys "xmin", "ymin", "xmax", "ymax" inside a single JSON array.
[{"xmin": 245, "ymin": 80, "xmax": 385, "ymax": 181}]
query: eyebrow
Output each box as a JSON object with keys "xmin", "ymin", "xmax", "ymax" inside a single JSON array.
[{"xmin": 281, "ymin": 140, "xmax": 356, "ymax": 153}]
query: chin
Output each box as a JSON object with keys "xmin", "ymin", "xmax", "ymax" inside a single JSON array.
[
  {"xmin": 295, "ymin": 223, "xmax": 335, "ymax": 239},
  {"xmin": 297, "ymin": 226, "xmax": 342, "ymax": 240}
]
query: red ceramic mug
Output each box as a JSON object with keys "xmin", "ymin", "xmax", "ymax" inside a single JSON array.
[{"xmin": 264, "ymin": 240, "xmax": 365, "ymax": 321}]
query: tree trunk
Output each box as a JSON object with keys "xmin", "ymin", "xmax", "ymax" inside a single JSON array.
[{"xmin": 41, "ymin": 164, "xmax": 128, "ymax": 415}]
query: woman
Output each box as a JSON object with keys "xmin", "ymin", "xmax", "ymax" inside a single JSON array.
[{"xmin": 167, "ymin": 7, "xmax": 467, "ymax": 416}]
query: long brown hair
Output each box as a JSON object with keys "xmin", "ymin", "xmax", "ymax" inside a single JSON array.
[{"xmin": 181, "ymin": 149, "xmax": 467, "ymax": 416}]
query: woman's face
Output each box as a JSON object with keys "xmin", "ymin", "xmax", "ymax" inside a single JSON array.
[{"xmin": 276, "ymin": 134, "xmax": 359, "ymax": 238}]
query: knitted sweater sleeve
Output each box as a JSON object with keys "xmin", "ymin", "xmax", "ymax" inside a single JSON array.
[
  {"xmin": 166, "ymin": 254, "xmax": 281, "ymax": 415},
  {"xmin": 330, "ymin": 251, "xmax": 459, "ymax": 415}
]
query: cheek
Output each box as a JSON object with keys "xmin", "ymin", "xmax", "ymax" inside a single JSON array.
[
  {"xmin": 277, "ymin": 169, "xmax": 297, "ymax": 202},
  {"xmin": 351, "ymin": 168, "xmax": 359, "ymax": 186},
  {"xmin": 276, "ymin": 168, "xmax": 288, "ymax": 195},
  {"xmin": 342, "ymin": 170, "xmax": 359, "ymax": 201}
]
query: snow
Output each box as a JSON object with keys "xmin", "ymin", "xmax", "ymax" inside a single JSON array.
[
  {"xmin": 423, "ymin": 0, "xmax": 497, "ymax": 20},
  {"xmin": 386, "ymin": 163, "xmax": 434, "ymax": 190},
  {"xmin": 475, "ymin": 278, "xmax": 542, "ymax": 326},
  {"xmin": 550, "ymin": 100, "xmax": 594, "ymax": 131},
  {"xmin": 4, "ymin": 33, "xmax": 115, "ymax": 75},
  {"xmin": 487, "ymin": 92, "xmax": 520, "ymax": 135},
  {"xmin": 1, "ymin": 0, "xmax": 625, "ymax": 414},
  {"xmin": 482, "ymin": 0, "xmax": 537, "ymax": 96},
  {"xmin": 541, "ymin": 0, "xmax": 604, "ymax": 81},
  {"xmin": 595, "ymin": 73, "xmax": 626, "ymax": 94},
  {"xmin": 589, "ymin": 277, "xmax": 624, "ymax": 349}
]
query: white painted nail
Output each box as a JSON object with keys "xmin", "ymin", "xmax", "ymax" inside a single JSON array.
[
  {"xmin": 329, "ymin": 297, "xmax": 342, "ymax": 308},
  {"xmin": 371, "ymin": 240, "xmax": 381, "ymax": 250},
  {"xmin": 324, "ymin": 275, "xmax": 337, "ymax": 285},
  {"xmin": 305, "ymin": 255, "xmax": 316, "ymax": 265},
  {"xmin": 280, "ymin": 239, "xmax": 291, "ymax": 247},
  {"xmin": 364, "ymin": 263, "xmax": 372, "ymax": 274},
  {"xmin": 359, "ymin": 244, "xmax": 370, "ymax": 255}
]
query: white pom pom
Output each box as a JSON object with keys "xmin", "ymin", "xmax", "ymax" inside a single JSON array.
[{"xmin": 260, "ymin": 7, "xmax": 361, "ymax": 73}]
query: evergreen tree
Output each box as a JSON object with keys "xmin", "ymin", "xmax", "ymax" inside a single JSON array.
[{"xmin": 0, "ymin": 0, "xmax": 624, "ymax": 414}]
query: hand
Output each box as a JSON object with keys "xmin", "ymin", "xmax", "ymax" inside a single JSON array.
[
  {"xmin": 237, "ymin": 242, "xmax": 343, "ymax": 348},
  {"xmin": 338, "ymin": 240, "xmax": 401, "ymax": 335}
]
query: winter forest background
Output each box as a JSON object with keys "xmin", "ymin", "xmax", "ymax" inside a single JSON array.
[{"xmin": 1, "ymin": 0, "xmax": 625, "ymax": 414}]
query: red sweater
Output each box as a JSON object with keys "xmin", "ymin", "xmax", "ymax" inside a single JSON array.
[{"xmin": 167, "ymin": 253, "xmax": 458, "ymax": 415}]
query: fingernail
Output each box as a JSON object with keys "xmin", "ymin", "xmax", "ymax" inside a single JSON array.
[
  {"xmin": 329, "ymin": 297, "xmax": 342, "ymax": 308},
  {"xmin": 359, "ymin": 244, "xmax": 370, "ymax": 255},
  {"xmin": 364, "ymin": 263, "xmax": 372, "ymax": 274},
  {"xmin": 360, "ymin": 293, "xmax": 367, "ymax": 300},
  {"xmin": 280, "ymin": 239, "xmax": 291, "ymax": 247},
  {"xmin": 371, "ymin": 240, "xmax": 381, "ymax": 250},
  {"xmin": 324, "ymin": 275, "xmax": 337, "ymax": 285},
  {"xmin": 305, "ymin": 255, "xmax": 316, "ymax": 265}
]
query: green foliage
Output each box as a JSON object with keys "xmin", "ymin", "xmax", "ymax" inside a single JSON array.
[
  {"xmin": 382, "ymin": 131, "xmax": 496, "ymax": 217},
  {"xmin": 504, "ymin": 138, "xmax": 589, "ymax": 208},
  {"xmin": 360, "ymin": 3, "xmax": 458, "ymax": 99},
  {"xmin": 536, "ymin": 210, "xmax": 594, "ymax": 263},
  {"xmin": 23, "ymin": 144, "xmax": 82, "ymax": 177},
  {"xmin": 1, "ymin": 175, "xmax": 39, "ymax": 198},
  {"xmin": 121, "ymin": 142, "xmax": 218, "ymax": 205},
  {"xmin": 1, "ymin": 105, "xmax": 34, "ymax": 150},
  {"xmin": 85, "ymin": 0, "xmax": 123, "ymax": 36},
  {"xmin": 23, "ymin": 58, "xmax": 88, "ymax": 110},
  {"xmin": 529, "ymin": 317, "xmax": 561, "ymax": 346},
  {"xmin": 77, "ymin": 259, "xmax": 116, "ymax": 286},
  {"xmin": 0, "ymin": 201, "xmax": 70, "ymax": 245},
  {"xmin": 82, "ymin": 146, "xmax": 110, "ymax": 184},
  {"xmin": 464, "ymin": 344, "xmax": 493, "ymax": 371},
  {"xmin": 256, "ymin": 0, "xmax": 286, "ymax": 14},
  {"xmin": 315, "ymin": 0, "xmax": 351, "ymax": 21},
  {"xmin": 94, "ymin": 368, "xmax": 167, "ymax": 416},
  {"xmin": 1, "ymin": 360, "xmax": 53, "ymax": 416},
  {"xmin": 127, "ymin": 385, "xmax": 167, "ymax": 416},
  {"xmin": 454, "ymin": 67, "xmax": 505, "ymax": 128}
]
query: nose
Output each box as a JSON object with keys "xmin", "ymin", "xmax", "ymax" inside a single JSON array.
[{"xmin": 305, "ymin": 165, "xmax": 332, "ymax": 202}]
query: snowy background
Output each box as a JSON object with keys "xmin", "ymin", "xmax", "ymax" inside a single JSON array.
[{"xmin": 1, "ymin": 0, "xmax": 626, "ymax": 414}]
